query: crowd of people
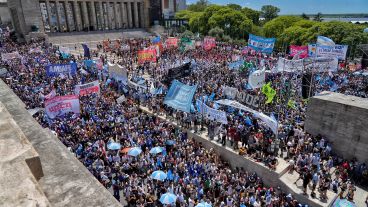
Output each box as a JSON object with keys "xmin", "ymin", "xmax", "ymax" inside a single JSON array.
[{"xmin": 1, "ymin": 34, "xmax": 367, "ymax": 207}]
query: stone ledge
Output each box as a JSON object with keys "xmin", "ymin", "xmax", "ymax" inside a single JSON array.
[{"xmin": 0, "ymin": 101, "xmax": 50, "ymax": 207}]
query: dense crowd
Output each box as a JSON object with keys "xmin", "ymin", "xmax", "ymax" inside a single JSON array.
[{"xmin": 1, "ymin": 35, "xmax": 367, "ymax": 207}]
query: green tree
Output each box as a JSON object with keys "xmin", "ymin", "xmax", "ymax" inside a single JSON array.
[
  {"xmin": 208, "ymin": 7, "xmax": 252, "ymax": 39},
  {"xmin": 175, "ymin": 10, "xmax": 198, "ymax": 19},
  {"xmin": 187, "ymin": 0, "xmax": 209, "ymax": 12},
  {"xmin": 227, "ymin": 3, "xmax": 242, "ymax": 11},
  {"xmin": 208, "ymin": 26, "xmax": 224, "ymax": 39},
  {"xmin": 263, "ymin": 16, "xmax": 303, "ymax": 38},
  {"xmin": 313, "ymin": 12, "xmax": 323, "ymax": 22},
  {"xmin": 293, "ymin": 19, "xmax": 316, "ymax": 29},
  {"xmin": 301, "ymin": 13, "xmax": 309, "ymax": 20},
  {"xmin": 261, "ymin": 5, "xmax": 280, "ymax": 21},
  {"xmin": 242, "ymin": 7, "xmax": 261, "ymax": 25},
  {"xmin": 279, "ymin": 26, "xmax": 308, "ymax": 45}
]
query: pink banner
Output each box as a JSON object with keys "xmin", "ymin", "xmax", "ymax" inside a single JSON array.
[
  {"xmin": 165, "ymin": 37, "xmax": 179, "ymax": 48},
  {"xmin": 74, "ymin": 80, "xmax": 100, "ymax": 96},
  {"xmin": 290, "ymin": 45, "xmax": 308, "ymax": 59},
  {"xmin": 203, "ymin": 37, "xmax": 216, "ymax": 51},
  {"xmin": 45, "ymin": 95, "xmax": 80, "ymax": 119},
  {"xmin": 44, "ymin": 90, "xmax": 56, "ymax": 100}
]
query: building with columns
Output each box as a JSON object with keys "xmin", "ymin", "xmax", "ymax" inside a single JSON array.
[
  {"xmin": 6, "ymin": 0, "xmax": 155, "ymax": 37},
  {"xmin": 162, "ymin": 0, "xmax": 186, "ymax": 19}
]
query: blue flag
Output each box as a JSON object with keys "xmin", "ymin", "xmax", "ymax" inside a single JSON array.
[
  {"xmin": 82, "ymin": 44, "xmax": 90, "ymax": 58},
  {"xmin": 164, "ymin": 80, "xmax": 197, "ymax": 113}
]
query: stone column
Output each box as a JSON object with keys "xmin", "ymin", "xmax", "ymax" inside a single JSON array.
[
  {"xmin": 139, "ymin": 1, "xmax": 145, "ymax": 28},
  {"xmin": 90, "ymin": 1, "xmax": 97, "ymax": 30},
  {"xmin": 63, "ymin": 1, "xmax": 71, "ymax": 32},
  {"xmin": 98, "ymin": 1, "xmax": 104, "ymax": 30},
  {"xmin": 106, "ymin": 2, "xmax": 112, "ymax": 29},
  {"xmin": 82, "ymin": 1, "xmax": 90, "ymax": 30},
  {"xmin": 45, "ymin": 0, "xmax": 53, "ymax": 32},
  {"xmin": 72, "ymin": 1, "xmax": 82, "ymax": 31},
  {"xmin": 143, "ymin": 0, "xmax": 150, "ymax": 28},
  {"xmin": 114, "ymin": 1, "xmax": 120, "ymax": 29},
  {"xmin": 127, "ymin": 1, "xmax": 133, "ymax": 28},
  {"xmin": 133, "ymin": 1, "xmax": 139, "ymax": 28},
  {"xmin": 121, "ymin": 2, "xmax": 127, "ymax": 29},
  {"xmin": 55, "ymin": 0, "xmax": 61, "ymax": 32}
]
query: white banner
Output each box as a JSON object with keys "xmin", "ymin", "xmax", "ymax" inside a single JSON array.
[
  {"xmin": 248, "ymin": 70, "xmax": 265, "ymax": 89},
  {"xmin": 276, "ymin": 58, "xmax": 304, "ymax": 72},
  {"xmin": 222, "ymin": 86, "xmax": 238, "ymax": 99},
  {"xmin": 45, "ymin": 95, "xmax": 80, "ymax": 119},
  {"xmin": 74, "ymin": 80, "xmax": 100, "ymax": 96},
  {"xmin": 202, "ymin": 103, "xmax": 228, "ymax": 124},
  {"xmin": 108, "ymin": 62, "xmax": 128, "ymax": 83},
  {"xmin": 1, "ymin": 51, "xmax": 20, "ymax": 61},
  {"xmin": 308, "ymin": 44, "xmax": 348, "ymax": 60},
  {"xmin": 216, "ymin": 99, "xmax": 278, "ymax": 134},
  {"xmin": 317, "ymin": 44, "xmax": 348, "ymax": 60},
  {"xmin": 304, "ymin": 57, "xmax": 339, "ymax": 72}
]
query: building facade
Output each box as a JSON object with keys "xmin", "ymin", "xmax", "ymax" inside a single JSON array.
[
  {"xmin": 162, "ymin": 0, "xmax": 186, "ymax": 19},
  {"xmin": 7, "ymin": 0, "xmax": 152, "ymax": 36}
]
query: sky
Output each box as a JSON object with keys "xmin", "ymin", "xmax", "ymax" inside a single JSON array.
[{"xmin": 185, "ymin": 0, "xmax": 368, "ymax": 15}]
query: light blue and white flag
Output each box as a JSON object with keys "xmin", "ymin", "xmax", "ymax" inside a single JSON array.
[
  {"xmin": 228, "ymin": 60, "xmax": 244, "ymax": 70},
  {"xmin": 248, "ymin": 34, "xmax": 276, "ymax": 53},
  {"xmin": 164, "ymin": 80, "xmax": 197, "ymax": 113},
  {"xmin": 317, "ymin": 36, "xmax": 335, "ymax": 46},
  {"xmin": 59, "ymin": 46, "xmax": 70, "ymax": 59}
]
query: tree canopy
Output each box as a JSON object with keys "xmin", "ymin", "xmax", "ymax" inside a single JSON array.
[
  {"xmin": 175, "ymin": 3, "xmax": 368, "ymax": 52},
  {"xmin": 261, "ymin": 5, "xmax": 280, "ymax": 21}
]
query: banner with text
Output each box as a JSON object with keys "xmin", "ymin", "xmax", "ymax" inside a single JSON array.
[
  {"xmin": 46, "ymin": 63, "xmax": 77, "ymax": 77},
  {"xmin": 308, "ymin": 44, "xmax": 348, "ymax": 60},
  {"xmin": 163, "ymin": 62, "xmax": 191, "ymax": 85},
  {"xmin": 248, "ymin": 34, "xmax": 276, "ymax": 53},
  {"xmin": 138, "ymin": 49, "xmax": 156, "ymax": 64},
  {"xmin": 45, "ymin": 95, "xmax": 80, "ymax": 119},
  {"xmin": 216, "ymin": 99, "xmax": 277, "ymax": 134},
  {"xmin": 276, "ymin": 58, "xmax": 304, "ymax": 72},
  {"xmin": 290, "ymin": 45, "xmax": 308, "ymax": 59},
  {"xmin": 201, "ymin": 102, "xmax": 228, "ymax": 124},
  {"xmin": 304, "ymin": 57, "xmax": 339, "ymax": 72},
  {"xmin": 165, "ymin": 37, "xmax": 179, "ymax": 48},
  {"xmin": 74, "ymin": 80, "xmax": 100, "ymax": 96},
  {"xmin": 164, "ymin": 80, "xmax": 197, "ymax": 113}
]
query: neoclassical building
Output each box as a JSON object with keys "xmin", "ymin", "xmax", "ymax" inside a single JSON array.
[{"xmin": 7, "ymin": 0, "xmax": 159, "ymax": 36}]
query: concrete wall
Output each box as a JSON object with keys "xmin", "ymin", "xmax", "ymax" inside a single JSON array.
[{"xmin": 305, "ymin": 92, "xmax": 368, "ymax": 163}]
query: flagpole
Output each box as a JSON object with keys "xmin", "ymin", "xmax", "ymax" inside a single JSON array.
[
  {"xmin": 309, "ymin": 27, "xmax": 319, "ymax": 98},
  {"xmin": 276, "ymin": 41, "xmax": 287, "ymax": 140}
]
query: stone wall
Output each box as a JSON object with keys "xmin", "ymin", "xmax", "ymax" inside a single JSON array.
[{"xmin": 305, "ymin": 91, "xmax": 368, "ymax": 163}]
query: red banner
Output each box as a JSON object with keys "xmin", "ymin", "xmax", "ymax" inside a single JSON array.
[
  {"xmin": 165, "ymin": 37, "xmax": 179, "ymax": 48},
  {"xmin": 138, "ymin": 49, "xmax": 157, "ymax": 64},
  {"xmin": 289, "ymin": 45, "xmax": 308, "ymax": 59},
  {"xmin": 203, "ymin": 37, "xmax": 216, "ymax": 51}
]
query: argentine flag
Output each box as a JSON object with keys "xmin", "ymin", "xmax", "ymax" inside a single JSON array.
[{"xmin": 317, "ymin": 36, "xmax": 335, "ymax": 46}]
